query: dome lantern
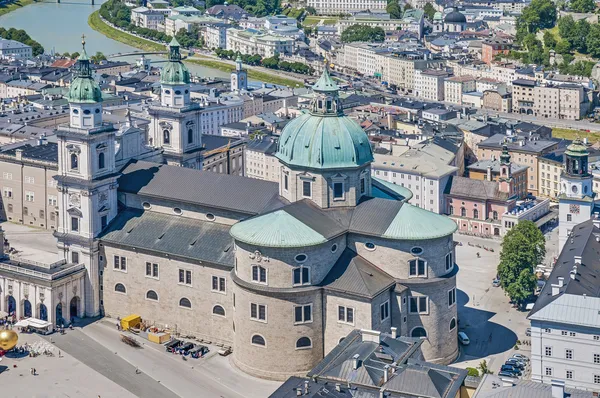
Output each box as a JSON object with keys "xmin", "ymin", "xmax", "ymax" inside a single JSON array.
[{"xmin": 67, "ymin": 35, "xmax": 103, "ymax": 104}]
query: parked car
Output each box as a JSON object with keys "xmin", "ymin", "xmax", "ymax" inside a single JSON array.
[
  {"xmin": 492, "ymin": 278, "xmax": 500, "ymax": 287},
  {"xmin": 498, "ymin": 371, "xmax": 519, "ymax": 378},
  {"xmin": 525, "ymin": 328, "xmax": 531, "ymax": 336},
  {"xmin": 505, "ymin": 359, "xmax": 524, "ymax": 370},
  {"xmin": 458, "ymin": 331, "xmax": 470, "ymax": 345},
  {"xmin": 511, "ymin": 353, "xmax": 530, "ymax": 362},
  {"xmin": 165, "ymin": 339, "xmax": 182, "ymax": 353},
  {"xmin": 500, "ymin": 365, "xmax": 522, "ymax": 376}
]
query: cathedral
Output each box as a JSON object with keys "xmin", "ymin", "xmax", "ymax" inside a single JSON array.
[{"xmin": 0, "ymin": 38, "xmax": 461, "ymax": 381}]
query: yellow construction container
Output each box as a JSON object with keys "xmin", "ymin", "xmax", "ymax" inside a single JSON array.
[
  {"xmin": 120, "ymin": 314, "xmax": 141, "ymax": 330},
  {"xmin": 148, "ymin": 332, "xmax": 170, "ymax": 344}
]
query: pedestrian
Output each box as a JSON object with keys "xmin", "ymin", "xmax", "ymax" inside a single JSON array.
[{"xmin": 30, "ymin": 367, "xmax": 33, "ymax": 375}]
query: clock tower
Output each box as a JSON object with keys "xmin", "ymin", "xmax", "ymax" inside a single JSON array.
[
  {"xmin": 558, "ymin": 139, "xmax": 594, "ymax": 252},
  {"xmin": 231, "ymin": 55, "xmax": 247, "ymax": 92},
  {"xmin": 54, "ymin": 37, "xmax": 118, "ymax": 317}
]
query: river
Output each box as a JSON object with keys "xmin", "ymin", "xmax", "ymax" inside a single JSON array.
[{"xmin": 0, "ymin": 0, "xmax": 230, "ymax": 78}]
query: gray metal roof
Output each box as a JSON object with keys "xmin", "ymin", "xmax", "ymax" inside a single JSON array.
[
  {"xmin": 100, "ymin": 209, "xmax": 235, "ymax": 267},
  {"xmin": 444, "ymin": 175, "xmax": 512, "ymax": 202},
  {"xmin": 474, "ymin": 374, "xmax": 592, "ymax": 398},
  {"xmin": 118, "ymin": 160, "xmax": 286, "ymax": 215},
  {"xmin": 320, "ymin": 249, "xmax": 396, "ymax": 298}
]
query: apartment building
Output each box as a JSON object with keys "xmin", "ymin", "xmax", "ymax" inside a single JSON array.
[
  {"xmin": 449, "ymin": 60, "xmax": 537, "ymax": 87},
  {"xmin": 165, "ymin": 15, "xmax": 221, "ymax": 36},
  {"xmin": 539, "ymin": 150, "xmax": 564, "ymax": 199},
  {"xmin": 0, "ymin": 141, "xmax": 59, "ymax": 230},
  {"xmin": 482, "ymin": 88, "xmax": 512, "ymax": 113},
  {"xmin": 444, "ymin": 75, "xmax": 476, "ymax": 105},
  {"xmin": 341, "ymin": 43, "xmax": 389, "ymax": 78},
  {"xmin": 131, "ymin": 7, "xmax": 166, "ymax": 31},
  {"xmin": 481, "ymin": 39, "xmax": 512, "ymax": 64},
  {"xmin": 0, "ymin": 39, "xmax": 32, "ymax": 60},
  {"xmin": 513, "ymin": 79, "xmax": 588, "ymax": 120},
  {"xmin": 307, "ymin": 0, "xmax": 386, "ymax": 15},
  {"xmin": 337, "ymin": 9, "xmax": 425, "ymax": 38},
  {"xmin": 204, "ymin": 23, "xmax": 231, "ymax": 49},
  {"xmin": 415, "ymin": 69, "xmax": 451, "ymax": 101},
  {"xmin": 244, "ymin": 136, "xmax": 279, "ymax": 182},
  {"xmin": 226, "ymin": 28, "xmax": 294, "ymax": 57},
  {"xmin": 462, "ymin": 0, "xmax": 532, "ymax": 13},
  {"xmin": 381, "ymin": 52, "xmax": 445, "ymax": 93}
]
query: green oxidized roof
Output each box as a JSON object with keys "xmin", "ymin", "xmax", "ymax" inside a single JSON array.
[
  {"xmin": 383, "ymin": 203, "xmax": 457, "ymax": 240},
  {"xmin": 67, "ymin": 38, "xmax": 103, "ymax": 104},
  {"xmin": 372, "ymin": 177, "xmax": 413, "ymax": 201},
  {"xmin": 312, "ymin": 67, "xmax": 339, "ymax": 93},
  {"xmin": 230, "ymin": 209, "xmax": 327, "ymax": 248},
  {"xmin": 565, "ymin": 138, "xmax": 588, "ymax": 157},
  {"xmin": 161, "ymin": 37, "xmax": 191, "ymax": 85}
]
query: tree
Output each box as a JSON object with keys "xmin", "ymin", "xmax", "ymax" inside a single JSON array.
[
  {"xmin": 305, "ymin": 6, "xmax": 317, "ymax": 14},
  {"xmin": 587, "ymin": 23, "xmax": 600, "ymax": 58},
  {"xmin": 90, "ymin": 52, "xmax": 107, "ymax": 64},
  {"xmin": 466, "ymin": 367, "xmax": 479, "ymax": 377},
  {"xmin": 497, "ymin": 220, "xmax": 545, "ymax": 305},
  {"xmin": 555, "ymin": 39, "xmax": 572, "ymax": 54},
  {"xmin": 423, "ymin": 2, "xmax": 436, "ymax": 22},
  {"xmin": 570, "ymin": 0, "xmax": 595, "ymax": 12},
  {"xmin": 341, "ymin": 25, "xmax": 385, "ymax": 43},
  {"xmin": 262, "ymin": 54, "xmax": 280, "ymax": 69},
  {"xmin": 70, "ymin": 52, "xmax": 80, "ymax": 59},
  {"xmin": 543, "ymin": 30, "xmax": 557, "ymax": 49},
  {"xmin": 516, "ymin": 0, "xmax": 557, "ymax": 42},
  {"xmin": 386, "ymin": 0, "xmax": 402, "ymax": 19},
  {"xmin": 479, "ymin": 360, "xmax": 492, "ymax": 375}
]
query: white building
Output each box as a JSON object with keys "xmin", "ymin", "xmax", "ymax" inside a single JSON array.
[
  {"xmin": 0, "ymin": 38, "xmax": 32, "ymax": 59},
  {"xmin": 307, "ymin": 0, "xmax": 386, "ymax": 15},
  {"xmin": 415, "ymin": 69, "xmax": 451, "ymax": 101},
  {"xmin": 444, "ymin": 75, "xmax": 476, "ymax": 105},
  {"xmin": 244, "ymin": 136, "xmax": 279, "ymax": 182},
  {"xmin": 226, "ymin": 28, "xmax": 294, "ymax": 57},
  {"xmin": 165, "ymin": 15, "xmax": 221, "ymax": 37},
  {"xmin": 528, "ymin": 216, "xmax": 600, "ymax": 391},
  {"xmin": 341, "ymin": 43, "xmax": 389, "ymax": 78},
  {"xmin": 131, "ymin": 7, "xmax": 166, "ymax": 31},
  {"xmin": 204, "ymin": 23, "xmax": 230, "ymax": 49}
]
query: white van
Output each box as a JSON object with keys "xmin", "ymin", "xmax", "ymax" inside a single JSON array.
[{"xmin": 458, "ymin": 331, "xmax": 470, "ymax": 345}]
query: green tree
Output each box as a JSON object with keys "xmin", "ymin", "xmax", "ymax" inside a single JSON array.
[
  {"xmin": 555, "ymin": 39, "xmax": 572, "ymax": 54},
  {"xmin": 262, "ymin": 53, "xmax": 280, "ymax": 69},
  {"xmin": 497, "ymin": 220, "xmax": 545, "ymax": 305},
  {"xmin": 543, "ymin": 30, "xmax": 557, "ymax": 49},
  {"xmin": 90, "ymin": 52, "xmax": 107, "ymax": 64},
  {"xmin": 587, "ymin": 23, "xmax": 600, "ymax": 58},
  {"xmin": 516, "ymin": 0, "xmax": 557, "ymax": 42},
  {"xmin": 386, "ymin": 0, "xmax": 402, "ymax": 19},
  {"xmin": 70, "ymin": 52, "xmax": 80, "ymax": 59},
  {"xmin": 423, "ymin": 2, "xmax": 436, "ymax": 22},
  {"xmin": 570, "ymin": 0, "xmax": 595, "ymax": 12},
  {"xmin": 479, "ymin": 360, "xmax": 492, "ymax": 375},
  {"xmin": 305, "ymin": 6, "xmax": 317, "ymax": 14},
  {"xmin": 466, "ymin": 367, "xmax": 479, "ymax": 377},
  {"xmin": 341, "ymin": 25, "xmax": 385, "ymax": 43}
]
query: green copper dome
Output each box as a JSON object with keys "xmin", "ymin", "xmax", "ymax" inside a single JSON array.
[
  {"xmin": 67, "ymin": 37, "xmax": 103, "ymax": 104},
  {"xmin": 565, "ymin": 138, "xmax": 588, "ymax": 157},
  {"xmin": 161, "ymin": 38, "xmax": 190, "ymax": 85},
  {"xmin": 276, "ymin": 68, "xmax": 373, "ymax": 170}
]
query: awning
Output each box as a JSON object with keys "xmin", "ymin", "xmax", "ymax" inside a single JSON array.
[{"xmin": 13, "ymin": 317, "xmax": 52, "ymax": 329}]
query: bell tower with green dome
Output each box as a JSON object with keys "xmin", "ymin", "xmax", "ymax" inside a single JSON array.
[
  {"xmin": 148, "ymin": 38, "xmax": 204, "ymax": 167},
  {"xmin": 53, "ymin": 36, "xmax": 119, "ymax": 318},
  {"xmin": 275, "ymin": 67, "xmax": 374, "ymax": 209}
]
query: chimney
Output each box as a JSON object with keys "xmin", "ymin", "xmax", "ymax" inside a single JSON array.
[
  {"xmin": 552, "ymin": 284, "xmax": 560, "ymax": 296},
  {"xmin": 15, "ymin": 149, "xmax": 23, "ymax": 160},
  {"xmin": 304, "ymin": 380, "xmax": 309, "ymax": 395},
  {"xmin": 391, "ymin": 327, "xmax": 397, "ymax": 339},
  {"xmin": 362, "ymin": 329, "xmax": 382, "ymax": 343},
  {"xmin": 557, "ymin": 277, "xmax": 564, "ymax": 287},
  {"xmin": 383, "ymin": 365, "xmax": 390, "ymax": 383},
  {"xmin": 487, "ymin": 165, "xmax": 492, "ymax": 181},
  {"xmin": 296, "ymin": 389, "xmax": 301, "ymax": 397},
  {"xmin": 551, "ymin": 380, "xmax": 565, "ymax": 398},
  {"xmin": 335, "ymin": 383, "xmax": 341, "ymax": 392},
  {"xmin": 379, "ymin": 387, "xmax": 386, "ymax": 398},
  {"xmin": 352, "ymin": 354, "xmax": 360, "ymax": 370}
]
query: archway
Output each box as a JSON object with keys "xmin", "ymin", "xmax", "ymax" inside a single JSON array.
[
  {"xmin": 38, "ymin": 304, "xmax": 48, "ymax": 321},
  {"xmin": 69, "ymin": 296, "xmax": 80, "ymax": 321},
  {"xmin": 6, "ymin": 296, "xmax": 16, "ymax": 316},
  {"xmin": 55, "ymin": 303, "xmax": 63, "ymax": 326},
  {"xmin": 23, "ymin": 300, "xmax": 32, "ymax": 318},
  {"xmin": 526, "ymin": 109, "xmax": 533, "ymax": 115}
]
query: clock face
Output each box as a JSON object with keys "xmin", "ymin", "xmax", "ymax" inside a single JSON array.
[
  {"xmin": 570, "ymin": 204, "xmax": 580, "ymax": 214},
  {"xmin": 68, "ymin": 193, "xmax": 81, "ymax": 208}
]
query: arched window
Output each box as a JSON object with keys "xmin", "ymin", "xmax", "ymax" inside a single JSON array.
[
  {"xmin": 70, "ymin": 153, "xmax": 78, "ymax": 170},
  {"xmin": 449, "ymin": 205, "xmax": 454, "ymax": 215},
  {"xmin": 460, "ymin": 207, "xmax": 466, "ymax": 217},
  {"xmin": 115, "ymin": 283, "xmax": 126, "ymax": 293},
  {"xmin": 296, "ymin": 337, "xmax": 312, "ymax": 349},
  {"xmin": 450, "ymin": 318, "xmax": 457, "ymax": 331},
  {"xmin": 179, "ymin": 298, "xmax": 191, "ymax": 308},
  {"xmin": 492, "ymin": 211, "xmax": 498, "ymax": 220},
  {"xmin": 146, "ymin": 290, "xmax": 158, "ymax": 301},
  {"xmin": 212, "ymin": 305, "xmax": 225, "ymax": 316},
  {"xmin": 98, "ymin": 152, "xmax": 105, "ymax": 169},
  {"xmin": 251, "ymin": 334, "xmax": 265, "ymax": 346},
  {"xmin": 187, "ymin": 129, "xmax": 193, "ymax": 144},
  {"xmin": 411, "ymin": 327, "xmax": 427, "ymax": 338},
  {"xmin": 473, "ymin": 209, "xmax": 479, "ymax": 219},
  {"xmin": 163, "ymin": 130, "xmax": 170, "ymax": 144}
]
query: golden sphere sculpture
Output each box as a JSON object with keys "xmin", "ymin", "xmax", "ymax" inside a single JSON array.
[{"xmin": 0, "ymin": 329, "xmax": 18, "ymax": 351}]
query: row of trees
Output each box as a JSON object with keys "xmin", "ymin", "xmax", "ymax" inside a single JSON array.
[
  {"xmin": 99, "ymin": 0, "xmax": 132, "ymax": 29},
  {"xmin": 204, "ymin": 0, "xmax": 280, "ymax": 17},
  {"xmin": 569, "ymin": 0, "xmax": 595, "ymax": 12},
  {"xmin": 497, "ymin": 221, "xmax": 545, "ymax": 306},
  {"xmin": 340, "ymin": 24, "xmax": 385, "ymax": 43},
  {"xmin": 214, "ymin": 50, "xmax": 313, "ymax": 74},
  {"xmin": 215, "ymin": 49, "xmax": 262, "ymax": 65},
  {"xmin": 175, "ymin": 27, "xmax": 204, "ymax": 48},
  {"xmin": 0, "ymin": 28, "xmax": 44, "ymax": 56}
]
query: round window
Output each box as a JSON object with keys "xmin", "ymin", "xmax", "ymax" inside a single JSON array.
[
  {"xmin": 184, "ymin": 89, "xmax": 189, "ymax": 94},
  {"xmin": 142, "ymin": 202, "xmax": 151, "ymax": 210},
  {"xmin": 173, "ymin": 207, "xmax": 183, "ymax": 215},
  {"xmin": 331, "ymin": 244, "xmax": 338, "ymax": 253},
  {"xmin": 365, "ymin": 242, "xmax": 376, "ymax": 251},
  {"xmin": 295, "ymin": 254, "xmax": 307, "ymax": 263},
  {"xmin": 83, "ymin": 109, "xmax": 91, "ymax": 115},
  {"xmin": 206, "ymin": 213, "xmax": 215, "ymax": 221},
  {"xmin": 410, "ymin": 247, "xmax": 423, "ymax": 255},
  {"xmin": 95, "ymin": 109, "xmax": 100, "ymax": 114},
  {"xmin": 165, "ymin": 89, "xmax": 171, "ymax": 94},
  {"xmin": 175, "ymin": 90, "xmax": 181, "ymax": 95},
  {"xmin": 72, "ymin": 109, "xmax": 79, "ymax": 114}
]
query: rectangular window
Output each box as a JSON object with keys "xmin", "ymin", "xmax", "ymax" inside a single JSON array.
[
  {"xmin": 3, "ymin": 187, "xmax": 12, "ymax": 198},
  {"xmin": 594, "ymin": 354, "xmax": 600, "ymax": 364},
  {"xmin": 567, "ymin": 214, "xmax": 572, "ymax": 221},
  {"xmin": 360, "ymin": 178, "xmax": 365, "ymax": 194},
  {"xmin": 250, "ymin": 303, "xmax": 267, "ymax": 322},
  {"xmin": 409, "ymin": 297, "xmax": 428, "ymax": 314},
  {"xmin": 409, "ymin": 259, "xmax": 426, "ymax": 277},
  {"xmin": 25, "ymin": 191, "xmax": 34, "ymax": 202},
  {"xmin": 3, "ymin": 172, "xmax": 12, "ymax": 180},
  {"xmin": 145, "ymin": 262, "xmax": 159, "ymax": 278},
  {"xmin": 178, "ymin": 269, "xmax": 192, "ymax": 285},
  {"xmin": 566, "ymin": 370, "xmax": 573, "ymax": 379},
  {"xmin": 562, "ymin": 331, "xmax": 567, "ymax": 336},
  {"xmin": 114, "ymin": 255, "xmax": 120, "ymax": 269},
  {"xmin": 252, "ymin": 265, "xmax": 267, "ymax": 284},
  {"xmin": 445, "ymin": 253, "xmax": 453, "ymax": 270},
  {"xmin": 294, "ymin": 304, "xmax": 312, "ymax": 324},
  {"xmin": 120, "ymin": 257, "xmax": 126, "ymax": 271},
  {"xmin": 48, "ymin": 195, "xmax": 57, "ymax": 206},
  {"xmin": 284, "ymin": 174, "xmax": 289, "ymax": 191},
  {"xmin": 545, "ymin": 346, "xmax": 552, "ymax": 357},
  {"xmin": 565, "ymin": 349, "xmax": 573, "ymax": 360},
  {"xmin": 333, "ymin": 182, "xmax": 344, "ymax": 199},
  {"xmin": 448, "ymin": 288, "xmax": 456, "ymax": 307},
  {"xmin": 545, "ymin": 367, "xmax": 553, "ymax": 376},
  {"xmin": 293, "ymin": 266, "xmax": 310, "ymax": 286},
  {"xmin": 595, "ymin": 375, "xmax": 600, "ymax": 384},
  {"xmin": 380, "ymin": 301, "xmax": 389, "ymax": 322},
  {"xmin": 338, "ymin": 306, "xmax": 354, "ymax": 324},
  {"xmin": 71, "ymin": 217, "xmax": 79, "ymax": 232},
  {"xmin": 71, "ymin": 251, "xmax": 79, "ymax": 264},
  {"xmin": 302, "ymin": 181, "xmax": 311, "ymax": 198},
  {"xmin": 212, "ymin": 276, "xmax": 226, "ymax": 293},
  {"xmin": 569, "ymin": 332, "xmax": 576, "ymax": 337},
  {"xmin": 24, "ymin": 176, "xmax": 34, "ymax": 184}
]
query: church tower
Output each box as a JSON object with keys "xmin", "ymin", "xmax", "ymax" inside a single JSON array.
[
  {"xmin": 231, "ymin": 55, "xmax": 247, "ymax": 92},
  {"xmin": 498, "ymin": 145, "xmax": 513, "ymax": 195},
  {"xmin": 148, "ymin": 38, "xmax": 203, "ymax": 167},
  {"xmin": 54, "ymin": 36, "xmax": 119, "ymax": 317},
  {"xmin": 558, "ymin": 139, "xmax": 594, "ymax": 252}
]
